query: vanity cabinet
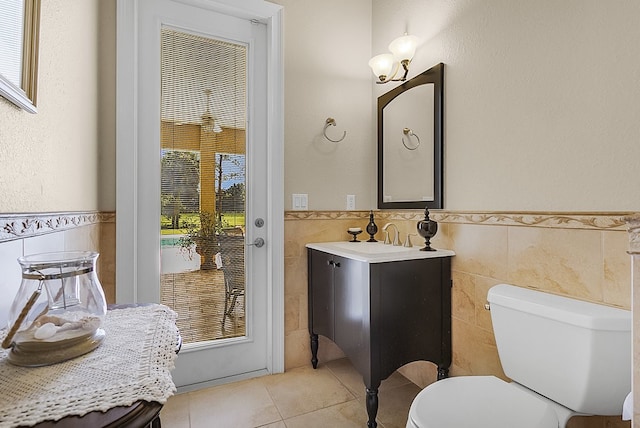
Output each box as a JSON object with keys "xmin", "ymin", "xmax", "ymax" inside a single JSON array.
[{"xmin": 307, "ymin": 244, "xmax": 453, "ymax": 428}]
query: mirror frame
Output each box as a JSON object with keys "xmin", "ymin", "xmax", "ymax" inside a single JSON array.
[
  {"xmin": 377, "ymin": 62, "xmax": 444, "ymax": 209},
  {"xmin": 0, "ymin": 0, "xmax": 41, "ymax": 113}
]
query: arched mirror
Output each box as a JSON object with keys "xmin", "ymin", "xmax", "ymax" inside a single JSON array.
[{"xmin": 377, "ymin": 63, "xmax": 443, "ymax": 209}]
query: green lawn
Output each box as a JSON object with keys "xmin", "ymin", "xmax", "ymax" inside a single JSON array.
[{"xmin": 161, "ymin": 212, "xmax": 245, "ymax": 235}]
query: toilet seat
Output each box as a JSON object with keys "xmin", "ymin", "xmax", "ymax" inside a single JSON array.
[{"xmin": 407, "ymin": 376, "xmax": 559, "ymax": 428}]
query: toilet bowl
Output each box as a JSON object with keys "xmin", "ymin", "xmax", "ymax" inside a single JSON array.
[
  {"xmin": 407, "ymin": 376, "xmax": 574, "ymax": 428},
  {"xmin": 406, "ymin": 284, "xmax": 631, "ymax": 428}
]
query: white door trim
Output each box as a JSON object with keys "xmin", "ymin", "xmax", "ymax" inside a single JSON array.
[{"xmin": 115, "ymin": 0, "xmax": 284, "ymax": 375}]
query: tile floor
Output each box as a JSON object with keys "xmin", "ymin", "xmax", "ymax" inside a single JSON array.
[{"xmin": 159, "ymin": 358, "xmax": 421, "ymax": 428}]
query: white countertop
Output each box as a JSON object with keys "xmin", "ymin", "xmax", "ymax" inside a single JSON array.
[{"xmin": 306, "ymin": 241, "xmax": 455, "ymax": 264}]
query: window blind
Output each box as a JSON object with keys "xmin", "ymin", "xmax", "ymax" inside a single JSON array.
[{"xmin": 0, "ymin": 0, "xmax": 25, "ymax": 86}]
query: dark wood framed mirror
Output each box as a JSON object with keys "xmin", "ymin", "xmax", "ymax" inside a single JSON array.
[{"xmin": 377, "ymin": 62, "xmax": 443, "ymax": 209}]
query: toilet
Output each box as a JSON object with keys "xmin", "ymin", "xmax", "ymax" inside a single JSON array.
[{"xmin": 407, "ymin": 284, "xmax": 631, "ymax": 428}]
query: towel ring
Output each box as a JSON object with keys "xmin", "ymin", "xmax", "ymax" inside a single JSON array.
[
  {"xmin": 323, "ymin": 117, "xmax": 347, "ymax": 143},
  {"xmin": 402, "ymin": 128, "xmax": 420, "ymax": 150}
]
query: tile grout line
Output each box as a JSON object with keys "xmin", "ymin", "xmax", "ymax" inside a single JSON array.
[
  {"xmin": 324, "ymin": 362, "xmax": 360, "ymax": 400},
  {"xmin": 261, "ymin": 377, "xmax": 287, "ymax": 427},
  {"xmin": 266, "ymin": 364, "xmax": 363, "ymax": 425}
]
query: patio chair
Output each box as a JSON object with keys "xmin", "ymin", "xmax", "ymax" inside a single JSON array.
[{"xmin": 218, "ymin": 230, "xmax": 245, "ymax": 329}]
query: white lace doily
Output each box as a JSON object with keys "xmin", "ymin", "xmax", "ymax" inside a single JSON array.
[{"xmin": 0, "ymin": 304, "xmax": 179, "ymax": 427}]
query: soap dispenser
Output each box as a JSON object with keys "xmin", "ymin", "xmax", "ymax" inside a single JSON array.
[{"xmin": 366, "ymin": 210, "xmax": 378, "ymax": 242}]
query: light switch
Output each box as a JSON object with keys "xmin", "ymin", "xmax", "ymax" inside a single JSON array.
[
  {"xmin": 292, "ymin": 193, "xmax": 308, "ymax": 210},
  {"xmin": 346, "ymin": 195, "xmax": 356, "ymax": 210}
]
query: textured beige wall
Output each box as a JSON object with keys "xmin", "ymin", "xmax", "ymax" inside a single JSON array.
[
  {"xmin": 275, "ymin": 0, "xmax": 640, "ymax": 212},
  {"xmin": 1, "ymin": 3, "xmax": 637, "ymax": 220},
  {"xmin": 5, "ymin": 1, "xmax": 638, "ymax": 213},
  {"xmin": 372, "ymin": 0, "xmax": 640, "ymax": 211},
  {"xmin": 270, "ymin": 0, "xmax": 376, "ymax": 211},
  {"xmin": 0, "ymin": 0, "xmax": 116, "ymax": 213}
]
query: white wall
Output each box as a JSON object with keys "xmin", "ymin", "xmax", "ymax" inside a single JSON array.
[
  {"xmin": 373, "ymin": 0, "xmax": 640, "ymax": 211},
  {"xmin": 272, "ymin": 0, "xmax": 375, "ymax": 211}
]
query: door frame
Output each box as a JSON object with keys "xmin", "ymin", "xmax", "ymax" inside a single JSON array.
[{"xmin": 115, "ymin": 0, "xmax": 284, "ymax": 376}]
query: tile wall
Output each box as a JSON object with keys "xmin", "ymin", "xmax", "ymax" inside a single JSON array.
[
  {"xmin": 0, "ymin": 210, "xmax": 633, "ymax": 427},
  {"xmin": 284, "ymin": 210, "xmax": 634, "ymax": 428},
  {"xmin": 0, "ymin": 212, "xmax": 116, "ymax": 328}
]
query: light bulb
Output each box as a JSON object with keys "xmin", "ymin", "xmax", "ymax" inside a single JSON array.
[
  {"xmin": 388, "ymin": 34, "xmax": 418, "ymax": 62},
  {"xmin": 368, "ymin": 53, "xmax": 396, "ymax": 82}
]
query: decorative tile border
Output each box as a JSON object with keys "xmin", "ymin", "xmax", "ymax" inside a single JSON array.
[
  {"xmin": 3, "ymin": 210, "xmax": 632, "ymax": 243},
  {"xmin": 0, "ymin": 211, "xmax": 115, "ymax": 243},
  {"xmin": 627, "ymin": 215, "xmax": 640, "ymax": 254},
  {"xmin": 285, "ymin": 210, "xmax": 636, "ymax": 231},
  {"xmin": 434, "ymin": 211, "xmax": 633, "ymax": 230},
  {"xmin": 284, "ymin": 211, "xmax": 372, "ymax": 221}
]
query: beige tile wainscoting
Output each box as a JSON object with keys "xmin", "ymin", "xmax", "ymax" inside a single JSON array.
[
  {"xmin": 0, "ymin": 210, "xmax": 635, "ymax": 427},
  {"xmin": 285, "ymin": 210, "xmax": 635, "ymax": 428}
]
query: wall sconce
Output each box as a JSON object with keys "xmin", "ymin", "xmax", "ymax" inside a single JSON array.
[{"xmin": 368, "ymin": 34, "xmax": 419, "ymax": 84}]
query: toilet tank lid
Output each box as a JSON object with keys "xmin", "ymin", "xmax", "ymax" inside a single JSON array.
[{"xmin": 487, "ymin": 284, "xmax": 630, "ymax": 331}]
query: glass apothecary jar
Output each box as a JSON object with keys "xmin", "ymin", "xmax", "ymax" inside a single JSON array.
[{"xmin": 2, "ymin": 251, "xmax": 107, "ymax": 367}]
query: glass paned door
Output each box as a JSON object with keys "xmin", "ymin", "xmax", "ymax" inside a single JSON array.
[
  {"xmin": 160, "ymin": 27, "xmax": 247, "ymax": 343},
  {"xmin": 120, "ymin": 0, "xmax": 276, "ymax": 387}
]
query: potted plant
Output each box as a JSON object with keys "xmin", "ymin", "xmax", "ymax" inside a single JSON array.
[{"xmin": 177, "ymin": 211, "xmax": 221, "ymax": 270}]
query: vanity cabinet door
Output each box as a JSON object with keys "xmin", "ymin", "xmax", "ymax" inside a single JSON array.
[
  {"xmin": 332, "ymin": 255, "xmax": 368, "ymax": 372},
  {"xmin": 372, "ymin": 257, "xmax": 451, "ymax": 378},
  {"xmin": 308, "ymin": 250, "xmax": 334, "ymax": 340}
]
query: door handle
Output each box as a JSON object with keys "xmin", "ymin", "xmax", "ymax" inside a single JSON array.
[{"xmin": 248, "ymin": 237, "xmax": 265, "ymax": 248}]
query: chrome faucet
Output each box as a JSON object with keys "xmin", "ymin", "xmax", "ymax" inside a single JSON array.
[{"xmin": 382, "ymin": 223, "xmax": 402, "ymax": 246}]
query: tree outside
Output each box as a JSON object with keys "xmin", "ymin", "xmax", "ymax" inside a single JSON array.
[
  {"xmin": 161, "ymin": 150, "xmax": 200, "ymax": 230},
  {"xmin": 161, "ymin": 150, "xmax": 246, "ymax": 234}
]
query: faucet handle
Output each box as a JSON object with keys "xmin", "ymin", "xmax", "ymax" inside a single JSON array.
[
  {"xmin": 393, "ymin": 233, "xmax": 402, "ymax": 246},
  {"xmin": 383, "ymin": 230, "xmax": 391, "ymax": 245},
  {"xmin": 404, "ymin": 233, "xmax": 416, "ymax": 247}
]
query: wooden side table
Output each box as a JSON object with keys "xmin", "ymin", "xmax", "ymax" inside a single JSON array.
[
  {"xmin": 32, "ymin": 401, "xmax": 163, "ymax": 428},
  {"xmin": 29, "ymin": 304, "xmax": 181, "ymax": 428}
]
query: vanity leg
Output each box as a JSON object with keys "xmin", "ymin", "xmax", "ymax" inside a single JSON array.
[
  {"xmin": 310, "ymin": 333, "xmax": 318, "ymax": 369},
  {"xmin": 365, "ymin": 387, "xmax": 379, "ymax": 428},
  {"xmin": 437, "ymin": 365, "xmax": 449, "ymax": 380}
]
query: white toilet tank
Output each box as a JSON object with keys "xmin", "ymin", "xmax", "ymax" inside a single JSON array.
[{"xmin": 487, "ymin": 284, "xmax": 631, "ymax": 416}]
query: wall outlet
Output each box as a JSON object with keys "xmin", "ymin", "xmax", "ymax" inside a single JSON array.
[
  {"xmin": 292, "ymin": 193, "xmax": 308, "ymax": 210},
  {"xmin": 346, "ymin": 194, "xmax": 356, "ymax": 210}
]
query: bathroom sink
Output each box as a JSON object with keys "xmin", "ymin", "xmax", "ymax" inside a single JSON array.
[
  {"xmin": 330, "ymin": 241, "xmax": 417, "ymax": 253},
  {"xmin": 306, "ymin": 241, "xmax": 455, "ymax": 263}
]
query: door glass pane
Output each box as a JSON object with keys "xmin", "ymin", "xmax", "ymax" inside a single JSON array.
[{"xmin": 159, "ymin": 27, "xmax": 247, "ymax": 344}]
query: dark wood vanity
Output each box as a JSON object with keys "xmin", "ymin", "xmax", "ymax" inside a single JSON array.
[{"xmin": 307, "ymin": 242, "xmax": 453, "ymax": 428}]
